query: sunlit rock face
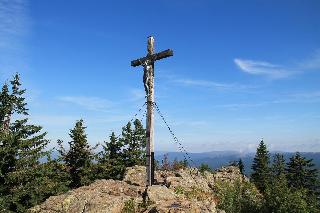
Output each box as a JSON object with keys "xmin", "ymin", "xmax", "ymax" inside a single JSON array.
[{"xmin": 30, "ymin": 165, "xmax": 246, "ymax": 213}]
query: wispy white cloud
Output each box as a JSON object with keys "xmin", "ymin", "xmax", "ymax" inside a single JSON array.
[
  {"xmin": 174, "ymin": 78, "xmax": 254, "ymax": 91},
  {"xmin": 235, "ymin": 50, "xmax": 320, "ymax": 79},
  {"xmin": 57, "ymin": 96, "xmax": 114, "ymax": 112},
  {"xmin": 234, "ymin": 58, "xmax": 293, "ymax": 79},
  {"xmin": 0, "ymin": 0, "xmax": 29, "ymax": 48},
  {"xmin": 0, "ymin": 0, "xmax": 30, "ymax": 80}
]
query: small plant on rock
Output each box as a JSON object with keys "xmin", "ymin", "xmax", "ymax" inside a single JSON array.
[{"xmin": 122, "ymin": 198, "xmax": 135, "ymax": 213}]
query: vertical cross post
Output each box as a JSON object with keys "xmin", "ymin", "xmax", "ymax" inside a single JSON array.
[
  {"xmin": 131, "ymin": 36, "xmax": 173, "ymax": 186},
  {"xmin": 146, "ymin": 36, "xmax": 155, "ymax": 186}
]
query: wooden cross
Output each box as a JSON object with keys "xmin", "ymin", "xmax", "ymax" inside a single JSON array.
[{"xmin": 131, "ymin": 36, "xmax": 173, "ymax": 186}]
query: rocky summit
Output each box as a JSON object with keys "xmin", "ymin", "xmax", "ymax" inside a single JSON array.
[{"xmin": 29, "ymin": 166, "xmax": 246, "ymax": 213}]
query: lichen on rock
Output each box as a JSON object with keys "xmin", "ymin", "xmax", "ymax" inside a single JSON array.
[{"xmin": 29, "ymin": 165, "xmax": 248, "ymax": 213}]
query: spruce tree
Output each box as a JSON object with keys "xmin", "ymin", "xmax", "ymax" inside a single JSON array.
[
  {"xmin": 265, "ymin": 152, "xmax": 320, "ymax": 212},
  {"xmin": 286, "ymin": 152, "xmax": 319, "ymax": 195},
  {"xmin": 60, "ymin": 119, "xmax": 94, "ymax": 188},
  {"xmin": 98, "ymin": 132, "xmax": 125, "ymax": 179},
  {"xmin": 251, "ymin": 140, "xmax": 271, "ymax": 193},
  {"xmin": 0, "ymin": 74, "xmax": 51, "ymax": 212},
  {"xmin": 238, "ymin": 158, "xmax": 245, "ymax": 175},
  {"xmin": 121, "ymin": 119, "xmax": 146, "ymax": 167},
  {"xmin": 272, "ymin": 153, "xmax": 286, "ymax": 178}
]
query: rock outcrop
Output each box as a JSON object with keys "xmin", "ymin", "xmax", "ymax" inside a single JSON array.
[{"xmin": 30, "ymin": 166, "xmax": 245, "ymax": 213}]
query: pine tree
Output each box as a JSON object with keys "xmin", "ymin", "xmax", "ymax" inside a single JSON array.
[
  {"xmin": 264, "ymin": 172, "xmax": 318, "ymax": 212},
  {"xmin": 60, "ymin": 119, "xmax": 94, "ymax": 188},
  {"xmin": 101, "ymin": 132, "xmax": 122, "ymax": 161},
  {"xmin": 98, "ymin": 132, "xmax": 126, "ymax": 179},
  {"xmin": 251, "ymin": 140, "xmax": 271, "ymax": 193},
  {"xmin": 286, "ymin": 152, "xmax": 319, "ymax": 194},
  {"xmin": 121, "ymin": 119, "xmax": 146, "ymax": 167},
  {"xmin": 272, "ymin": 153, "xmax": 286, "ymax": 178},
  {"xmin": 238, "ymin": 158, "xmax": 245, "ymax": 175},
  {"xmin": 265, "ymin": 152, "xmax": 320, "ymax": 212},
  {"xmin": 0, "ymin": 74, "xmax": 51, "ymax": 212}
]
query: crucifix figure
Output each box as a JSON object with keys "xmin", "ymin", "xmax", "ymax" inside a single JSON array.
[{"xmin": 131, "ymin": 36, "xmax": 173, "ymax": 186}]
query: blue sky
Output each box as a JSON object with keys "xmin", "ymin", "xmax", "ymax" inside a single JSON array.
[{"xmin": 1, "ymin": 0, "xmax": 320, "ymax": 152}]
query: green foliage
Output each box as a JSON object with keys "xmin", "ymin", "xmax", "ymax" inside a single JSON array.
[
  {"xmin": 251, "ymin": 140, "xmax": 271, "ymax": 193},
  {"xmin": 199, "ymin": 163, "xmax": 211, "ymax": 174},
  {"xmin": 238, "ymin": 158, "xmax": 245, "ymax": 175},
  {"xmin": 174, "ymin": 186, "xmax": 185, "ymax": 195},
  {"xmin": 272, "ymin": 153, "xmax": 286, "ymax": 177},
  {"xmin": 0, "ymin": 74, "xmax": 55, "ymax": 212},
  {"xmin": 122, "ymin": 198, "xmax": 136, "ymax": 213},
  {"xmin": 214, "ymin": 179, "xmax": 264, "ymax": 213},
  {"xmin": 97, "ymin": 132, "xmax": 126, "ymax": 180},
  {"xmin": 265, "ymin": 173, "xmax": 320, "ymax": 213},
  {"xmin": 286, "ymin": 152, "xmax": 319, "ymax": 194},
  {"xmin": 262, "ymin": 152, "xmax": 320, "ymax": 212},
  {"xmin": 97, "ymin": 119, "xmax": 146, "ymax": 180},
  {"xmin": 58, "ymin": 119, "xmax": 95, "ymax": 188},
  {"xmin": 121, "ymin": 119, "xmax": 146, "ymax": 167}
]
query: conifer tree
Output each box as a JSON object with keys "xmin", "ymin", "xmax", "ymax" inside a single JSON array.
[
  {"xmin": 272, "ymin": 153, "xmax": 286, "ymax": 178},
  {"xmin": 238, "ymin": 158, "xmax": 245, "ymax": 175},
  {"xmin": 251, "ymin": 140, "xmax": 271, "ymax": 193},
  {"xmin": 60, "ymin": 119, "xmax": 94, "ymax": 188},
  {"xmin": 121, "ymin": 119, "xmax": 146, "ymax": 167},
  {"xmin": 264, "ymin": 172, "xmax": 317, "ymax": 212},
  {"xmin": 98, "ymin": 132, "xmax": 125, "ymax": 179},
  {"xmin": 0, "ymin": 74, "xmax": 51, "ymax": 212},
  {"xmin": 286, "ymin": 152, "xmax": 319, "ymax": 194}
]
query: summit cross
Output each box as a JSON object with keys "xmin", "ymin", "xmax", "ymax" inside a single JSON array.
[{"xmin": 131, "ymin": 36, "xmax": 173, "ymax": 186}]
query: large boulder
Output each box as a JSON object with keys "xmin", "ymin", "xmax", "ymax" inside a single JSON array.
[
  {"xmin": 124, "ymin": 165, "xmax": 147, "ymax": 186},
  {"xmin": 147, "ymin": 185, "xmax": 176, "ymax": 204},
  {"xmin": 124, "ymin": 166, "xmax": 166, "ymax": 186},
  {"xmin": 163, "ymin": 168, "xmax": 212, "ymax": 192},
  {"xmin": 30, "ymin": 165, "xmax": 247, "ymax": 212},
  {"xmin": 213, "ymin": 166, "xmax": 247, "ymax": 182},
  {"xmin": 29, "ymin": 179, "xmax": 144, "ymax": 213},
  {"xmin": 145, "ymin": 185, "xmax": 218, "ymax": 213}
]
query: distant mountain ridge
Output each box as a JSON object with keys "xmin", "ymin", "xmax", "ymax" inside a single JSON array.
[
  {"xmin": 48, "ymin": 150, "xmax": 320, "ymax": 176},
  {"xmin": 155, "ymin": 151, "xmax": 320, "ymax": 176}
]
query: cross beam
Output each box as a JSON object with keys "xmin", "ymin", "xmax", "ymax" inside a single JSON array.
[
  {"xmin": 131, "ymin": 36, "xmax": 173, "ymax": 186},
  {"xmin": 131, "ymin": 49, "xmax": 173, "ymax": 67}
]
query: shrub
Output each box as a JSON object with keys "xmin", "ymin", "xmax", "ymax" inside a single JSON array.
[
  {"xmin": 213, "ymin": 179, "xmax": 264, "ymax": 213},
  {"xmin": 122, "ymin": 198, "xmax": 135, "ymax": 213}
]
